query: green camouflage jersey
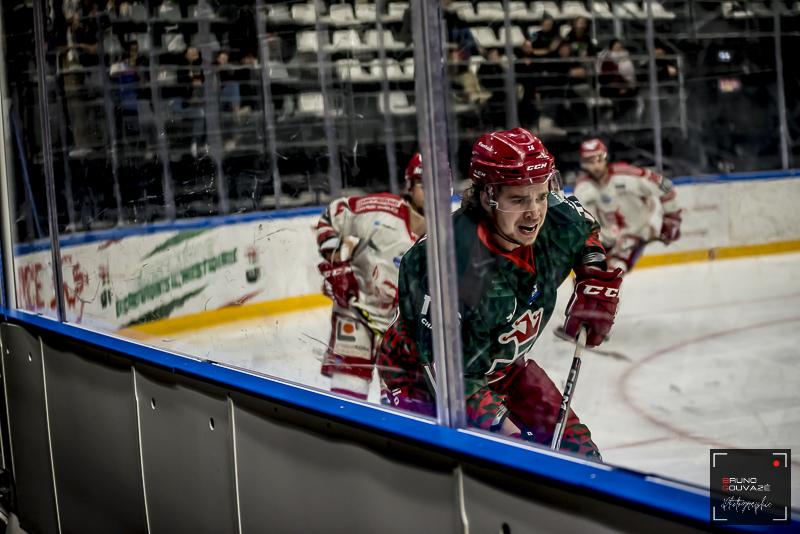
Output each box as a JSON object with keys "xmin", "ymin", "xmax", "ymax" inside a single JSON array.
[{"xmin": 377, "ymin": 192, "xmax": 604, "ymax": 428}]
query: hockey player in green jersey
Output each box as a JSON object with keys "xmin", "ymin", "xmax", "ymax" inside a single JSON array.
[{"xmin": 377, "ymin": 128, "xmax": 623, "ymax": 459}]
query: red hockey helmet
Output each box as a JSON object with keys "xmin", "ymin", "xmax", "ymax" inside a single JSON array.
[
  {"xmin": 469, "ymin": 128, "xmax": 556, "ymax": 188},
  {"xmin": 579, "ymin": 138, "xmax": 608, "ymax": 160},
  {"xmin": 404, "ymin": 152, "xmax": 423, "ymax": 190}
]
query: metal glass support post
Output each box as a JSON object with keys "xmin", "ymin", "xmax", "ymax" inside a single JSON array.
[
  {"xmin": 410, "ymin": 0, "xmax": 466, "ymax": 428},
  {"xmin": 93, "ymin": 16, "xmax": 125, "ymax": 225},
  {"xmin": 146, "ymin": 43, "xmax": 176, "ymax": 219},
  {"xmin": 772, "ymin": 2, "xmax": 790, "ymax": 169},
  {"xmin": 375, "ymin": 0, "xmax": 399, "ymax": 195},
  {"xmin": 313, "ymin": 0, "xmax": 342, "ymax": 199},
  {"xmin": 255, "ymin": 0, "xmax": 283, "ymax": 208},
  {"xmin": 501, "ymin": 0, "xmax": 519, "ymax": 128},
  {"xmin": 198, "ymin": 19, "xmax": 229, "ymax": 214},
  {"xmin": 677, "ymin": 54, "xmax": 688, "ymax": 139},
  {"xmin": 612, "ymin": 15, "xmax": 623, "ymax": 39},
  {"xmin": 644, "ymin": 0, "xmax": 664, "ymax": 171},
  {"xmin": 32, "ymin": 0, "xmax": 66, "ymax": 321},
  {"xmin": 588, "ymin": 1, "xmax": 601, "ymax": 134},
  {"xmin": 53, "ymin": 96, "xmax": 77, "ymax": 229},
  {"xmin": 0, "ymin": 4, "xmax": 17, "ymax": 310}
]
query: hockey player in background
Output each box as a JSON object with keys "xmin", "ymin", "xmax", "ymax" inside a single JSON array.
[
  {"xmin": 377, "ymin": 128, "xmax": 623, "ymax": 459},
  {"xmin": 315, "ymin": 154, "xmax": 426, "ymax": 400},
  {"xmin": 574, "ymin": 138, "xmax": 682, "ymax": 273}
]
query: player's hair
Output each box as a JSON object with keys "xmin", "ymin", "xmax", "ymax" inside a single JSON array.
[{"xmin": 460, "ymin": 185, "xmax": 484, "ymax": 216}]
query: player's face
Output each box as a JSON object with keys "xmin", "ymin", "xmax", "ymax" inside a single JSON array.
[
  {"xmin": 582, "ymin": 154, "xmax": 608, "ymax": 181},
  {"xmin": 408, "ymin": 182, "xmax": 424, "ymax": 213},
  {"xmin": 483, "ymin": 182, "xmax": 549, "ymax": 249}
]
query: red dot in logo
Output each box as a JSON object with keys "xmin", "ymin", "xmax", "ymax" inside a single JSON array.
[
  {"xmin": 773, "ymin": 459, "xmax": 781, "ymax": 467},
  {"xmin": 343, "ymin": 323, "xmax": 355, "ymax": 334}
]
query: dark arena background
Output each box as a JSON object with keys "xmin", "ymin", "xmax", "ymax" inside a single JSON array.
[{"xmin": 0, "ymin": 0, "xmax": 798, "ymax": 532}]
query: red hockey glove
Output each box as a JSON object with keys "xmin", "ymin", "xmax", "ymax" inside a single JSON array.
[
  {"xmin": 659, "ymin": 211, "xmax": 682, "ymax": 244},
  {"xmin": 318, "ymin": 260, "xmax": 359, "ymax": 308},
  {"xmin": 564, "ymin": 267, "xmax": 623, "ymax": 347}
]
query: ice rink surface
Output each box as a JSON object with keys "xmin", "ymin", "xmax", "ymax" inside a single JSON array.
[{"xmin": 141, "ymin": 252, "xmax": 800, "ymax": 506}]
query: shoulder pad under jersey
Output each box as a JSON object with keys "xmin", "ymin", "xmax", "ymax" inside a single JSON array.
[
  {"xmin": 399, "ymin": 235, "xmax": 428, "ymax": 275},
  {"xmin": 573, "ymin": 177, "xmax": 600, "ymax": 202},
  {"xmin": 608, "ymin": 161, "xmax": 649, "ymax": 178},
  {"xmin": 546, "ymin": 193, "xmax": 597, "ymax": 229}
]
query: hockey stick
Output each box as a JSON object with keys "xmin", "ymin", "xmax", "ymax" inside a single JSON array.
[
  {"xmin": 553, "ymin": 326, "xmax": 630, "ymax": 361},
  {"xmin": 551, "ymin": 327, "xmax": 586, "ymax": 451}
]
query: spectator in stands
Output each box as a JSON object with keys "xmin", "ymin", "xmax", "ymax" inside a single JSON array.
[
  {"xmin": 216, "ymin": 50, "xmax": 242, "ymax": 150},
  {"xmin": 399, "ymin": 0, "xmax": 481, "ymax": 59},
  {"xmin": 63, "ymin": 0, "xmax": 105, "ymax": 155},
  {"xmin": 477, "ymin": 48, "xmax": 508, "ymax": 128},
  {"xmin": 553, "ymin": 42, "xmax": 589, "ymax": 87},
  {"xmin": 516, "ymin": 14, "xmax": 563, "ymax": 128},
  {"xmin": 449, "ymin": 49, "xmax": 490, "ymax": 109},
  {"xmin": 240, "ymin": 51, "xmax": 257, "ymax": 66},
  {"xmin": 237, "ymin": 51, "xmax": 261, "ymax": 115},
  {"xmin": 565, "ymin": 16, "xmax": 597, "ymax": 57},
  {"xmin": 110, "ymin": 40, "xmax": 146, "ymax": 143},
  {"xmin": 533, "ymin": 42, "xmax": 589, "ymax": 131},
  {"xmin": 520, "ymin": 13, "xmax": 561, "ymax": 58},
  {"xmin": 654, "ymin": 44, "xmax": 679, "ymax": 124},
  {"xmin": 654, "ymin": 44, "xmax": 678, "ymax": 83},
  {"xmin": 216, "ymin": 50, "xmax": 241, "ymax": 115},
  {"xmin": 173, "ymin": 46, "xmax": 206, "ymax": 156},
  {"xmin": 598, "ymin": 39, "xmax": 639, "ymax": 121},
  {"xmin": 70, "ymin": 0, "xmax": 102, "ymax": 68}
]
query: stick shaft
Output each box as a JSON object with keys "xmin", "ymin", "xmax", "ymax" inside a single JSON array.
[{"xmin": 551, "ymin": 327, "xmax": 587, "ymax": 450}]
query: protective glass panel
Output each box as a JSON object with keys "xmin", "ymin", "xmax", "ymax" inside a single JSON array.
[
  {"xmin": 655, "ymin": 0, "xmax": 783, "ymax": 173},
  {"xmin": 1, "ymin": 1, "xmax": 58, "ymax": 319},
  {"xmin": 432, "ymin": 0, "xmax": 602, "ymax": 451},
  {"xmin": 15, "ymin": 0, "xmax": 433, "ymax": 416},
  {"xmin": 432, "ymin": 0, "xmax": 800, "ymax": 508}
]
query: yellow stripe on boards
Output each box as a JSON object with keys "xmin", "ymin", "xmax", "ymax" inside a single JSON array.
[
  {"xmin": 122, "ymin": 294, "xmax": 331, "ymax": 338},
  {"xmin": 122, "ymin": 239, "xmax": 800, "ymax": 338},
  {"xmin": 637, "ymin": 239, "xmax": 800, "ymax": 269}
]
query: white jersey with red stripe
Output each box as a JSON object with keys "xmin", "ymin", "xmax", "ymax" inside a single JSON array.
[
  {"xmin": 316, "ymin": 193, "xmax": 421, "ymax": 332},
  {"xmin": 573, "ymin": 162, "xmax": 679, "ymax": 247}
]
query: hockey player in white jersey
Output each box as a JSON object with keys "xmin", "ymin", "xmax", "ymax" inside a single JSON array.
[
  {"xmin": 315, "ymin": 154, "xmax": 426, "ymax": 399},
  {"xmin": 573, "ymin": 138, "xmax": 682, "ymax": 273}
]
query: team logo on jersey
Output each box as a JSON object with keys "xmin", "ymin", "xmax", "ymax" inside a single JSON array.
[
  {"xmin": 498, "ymin": 308, "xmax": 543, "ymax": 349},
  {"xmin": 488, "ymin": 308, "xmax": 543, "ymax": 375}
]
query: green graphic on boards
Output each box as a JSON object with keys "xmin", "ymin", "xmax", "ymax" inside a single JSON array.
[{"xmin": 143, "ymin": 229, "xmax": 208, "ymax": 260}]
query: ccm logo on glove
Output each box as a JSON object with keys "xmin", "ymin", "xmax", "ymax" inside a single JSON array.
[
  {"xmin": 564, "ymin": 267, "xmax": 623, "ymax": 347},
  {"xmin": 582, "ymin": 285, "xmax": 619, "ymax": 298}
]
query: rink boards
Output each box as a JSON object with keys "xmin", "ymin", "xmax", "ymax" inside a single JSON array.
[{"xmin": 9, "ymin": 172, "xmax": 800, "ymax": 333}]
